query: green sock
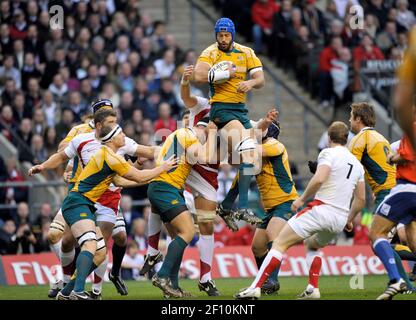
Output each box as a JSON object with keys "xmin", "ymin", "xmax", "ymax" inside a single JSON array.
[
  {"xmin": 393, "ymin": 250, "xmax": 415, "ymax": 289},
  {"xmin": 158, "ymin": 236, "xmax": 187, "ymax": 279},
  {"xmin": 221, "ymin": 175, "xmax": 239, "ymax": 210},
  {"xmin": 170, "ymin": 250, "xmax": 184, "ymax": 289},
  {"xmin": 238, "ymin": 163, "xmax": 253, "ymax": 208},
  {"xmin": 61, "ymin": 262, "xmax": 97, "ymax": 296},
  {"xmin": 73, "ymin": 251, "xmax": 94, "ymax": 293},
  {"xmin": 393, "ymin": 244, "xmax": 416, "ymax": 261}
]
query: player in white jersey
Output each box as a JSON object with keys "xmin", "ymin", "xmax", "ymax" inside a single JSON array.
[
  {"xmin": 29, "ymin": 108, "xmax": 158, "ymax": 299},
  {"xmin": 235, "ymin": 122, "xmax": 366, "ymax": 300}
]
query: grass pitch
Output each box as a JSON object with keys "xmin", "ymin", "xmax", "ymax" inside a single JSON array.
[{"xmin": 1, "ymin": 275, "xmax": 416, "ymax": 300}]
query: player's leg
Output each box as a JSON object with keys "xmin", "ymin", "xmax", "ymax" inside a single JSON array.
[
  {"xmin": 393, "ymin": 224, "xmax": 416, "ymax": 281},
  {"xmin": 153, "ymin": 210, "xmax": 195, "ymax": 298},
  {"xmin": 60, "ymin": 228, "xmax": 77, "ymax": 285},
  {"xmin": 251, "ymin": 227, "xmax": 275, "ymax": 293},
  {"xmin": 217, "ymin": 173, "xmax": 240, "ymax": 231},
  {"xmin": 110, "ymin": 215, "xmax": 129, "ymax": 294},
  {"xmin": 140, "ymin": 211, "xmax": 164, "ymax": 276},
  {"xmin": 195, "ymin": 196, "xmax": 220, "ymax": 296},
  {"xmin": 222, "ymin": 120, "xmax": 260, "ymax": 223},
  {"xmin": 404, "ymin": 221, "xmax": 416, "ymax": 282},
  {"xmin": 48, "ymin": 209, "xmax": 66, "ymax": 257}
]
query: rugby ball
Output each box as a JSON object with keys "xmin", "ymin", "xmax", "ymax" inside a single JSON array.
[{"xmin": 208, "ymin": 61, "xmax": 236, "ymax": 84}]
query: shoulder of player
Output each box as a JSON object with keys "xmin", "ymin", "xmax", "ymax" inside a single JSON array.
[
  {"xmin": 200, "ymin": 43, "xmax": 218, "ymax": 54},
  {"xmin": 70, "ymin": 131, "xmax": 95, "ymax": 145},
  {"xmin": 233, "ymin": 43, "xmax": 257, "ymax": 56}
]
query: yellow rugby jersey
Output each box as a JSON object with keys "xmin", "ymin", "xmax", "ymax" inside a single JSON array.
[
  {"xmin": 197, "ymin": 42, "xmax": 262, "ymax": 104},
  {"xmin": 63, "ymin": 121, "xmax": 95, "ymax": 186},
  {"xmin": 72, "ymin": 146, "xmax": 131, "ymax": 202},
  {"xmin": 256, "ymin": 138, "xmax": 298, "ymax": 211},
  {"xmin": 152, "ymin": 127, "xmax": 198, "ymax": 190},
  {"xmin": 348, "ymin": 128, "xmax": 396, "ymax": 194}
]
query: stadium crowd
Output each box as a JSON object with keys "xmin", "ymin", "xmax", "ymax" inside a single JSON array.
[{"xmin": 213, "ymin": 0, "xmax": 416, "ymax": 110}]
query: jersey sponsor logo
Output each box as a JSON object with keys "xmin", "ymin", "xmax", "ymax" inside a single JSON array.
[
  {"xmin": 379, "ymin": 203, "xmax": 391, "ymax": 216},
  {"xmin": 171, "ymin": 199, "xmax": 179, "ymax": 205},
  {"xmin": 80, "ymin": 213, "xmax": 87, "ymax": 217}
]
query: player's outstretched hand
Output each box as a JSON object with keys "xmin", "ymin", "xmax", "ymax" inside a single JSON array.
[
  {"xmin": 161, "ymin": 155, "xmax": 178, "ymax": 172},
  {"xmin": 265, "ymin": 108, "xmax": 279, "ymax": 124},
  {"xmin": 237, "ymin": 80, "xmax": 255, "ymax": 93},
  {"xmin": 308, "ymin": 161, "xmax": 317, "ymax": 174},
  {"xmin": 28, "ymin": 165, "xmax": 44, "ymax": 176},
  {"xmin": 291, "ymin": 198, "xmax": 304, "ymax": 213},
  {"xmin": 182, "ymin": 65, "xmax": 194, "ymax": 83}
]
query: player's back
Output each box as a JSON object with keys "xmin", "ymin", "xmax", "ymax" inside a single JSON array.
[
  {"xmin": 62, "ymin": 122, "xmax": 95, "ymax": 144},
  {"xmin": 348, "ymin": 128, "xmax": 396, "ymax": 193},
  {"xmin": 315, "ymin": 146, "xmax": 364, "ymax": 212}
]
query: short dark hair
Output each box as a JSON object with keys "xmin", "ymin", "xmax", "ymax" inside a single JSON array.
[
  {"xmin": 181, "ymin": 109, "xmax": 190, "ymax": 120},
  {"xmin": 351, "ymin": 102, "xmax": 376, "ymax": 127},
  {"xmin": 328, "ymin": 121, "xmax": 349, "ymax": 145},
  {"xmin": 93, "ymin": 108, "xmax": 117, "ymax": 124}
]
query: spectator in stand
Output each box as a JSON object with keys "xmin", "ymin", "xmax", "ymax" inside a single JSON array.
[
  {"xmin": 0, "ymin": 220, "xmax": 18, "ymax": 254},
  {"xmin": 13, "ymin": 39, "xmax": 24, "ymax": 70},
  {"xmin": 79, "ymin": 78, "xmax": 97, "ymax": 106},
  {"xmin": 24, "ymin": 24, "xmax": 46, "ymax": 64},
  {"xmin": 366, "ymin": 0, "xmax": 390, "ymax": 30},
  {"xmin": 154, "ymin": 102, "xmax": 176, "ymax": 141},
  {"xmin": 14, "ymin": 202, "xmax": 37, "ymax": 254},
  {"xmin": 115, "ymin": 34, "xmax": 131, "ymax": 64},
  {"xmin": 120, "ymin": 195, "xmax": 141, "ymax": 235},
  {"xmin": 0, "ymin": 54, "xmax": 21, "ymax": 88},
  {"xmin": 117, "ymin": 62, "xmax": 135, "ymax": 92},
  {"xmin": 293, "ymin": 25, "xmax": 315, "ymax": 88},
  {"xmin": 1, "ymin": 77, "xmax": 17, "ymax": 105},
  {"xmin": 251, "ymin": 0, "xmax": 280, "ymax": 55},
  {"xmin": 159, "ymin": 78, "xmax": 180, "ymax": 116},
  {"xmin": 10, "ymin": 9, "xmax": 27, "ymax": 41},
  {"xmin": 0, "ymin": 1, "xmax": 12, "ymax": 27},
  {"xmin": 16, "ymin": 118, "xmax": 33, "ymax": 163},
  {"xmin": 12, "ymin": 90, "xmax": 31, "ymax": 121},
  {"xmin": 31, "ymin": 203, "xmax": 53, "ymax": 253},
  {"xmin": 396, "ymin": 0, "xmax": 416, "ymax": 31},
  {"xmin": 41, "ymin": 90, "xmax": 59, "ymax": 128},
  {"xmin": 44, "ymin": 126, "xmax": 58, "ymax": 157},
  {"xmin": 55, "ymin": 108, "xmax": 75, "ymax": 141},
  {"xmin": 153, "ymin": 49, "xmax": 175, "ymax": 79},
  {"xmin": 163, "ymin": 34, "xmax": 184, "ymax": 66},
  {"xmin": 48, "ymin": 73, "xmax": 68, "ymax": 105},
  {"xmin": 32, "ymin": 108, "xmax": 46, "ymax": 136},
  {"xmin": 0, "ymin": 23, "xmax": 13, "ymax": 55},
  {"xmin": 121, "ymin": 239, "xmax": 145, "ymax": 281},
  {"xmin": 5, "ymin": 157, "xmax": 27, "ymax": 206},
  {"xmin": 376, "ymin": 20, "xmax": 398, "ymax": 55},
  {"xmin": 31, "ymin": 134, "xmax": 47, "ymax": 164},
  {"xmin": 364, "ymin": 14, "xmax": 380, "ymax": 40},
  {"xmin": 301, "ymin": 0, "xmax": 327, "ymax": 43},
  {"xmin": 139, "ymin": 37, "xmax": 156, "ymax": 71},
  {"xmin": 131, "ymin": 109, "xmax": 144, "ymax": 134},
  {"xmin": 318, "ymin": 36, "xmax": 343, "ymax": 108},
  {"xmin": 331, "ymin": 47, "xmax": 353, "ymax": 107},
  {"xmin": 0, "ymin": 104, "xmax": 16, "ymax": 141},
  {"xmin": 353, "ymin": 33, "xmax": 384, "ymax": 92},
  {"xmin": 65, "ymin": 91, "xmax": 87, "ymax": 122},
  {"xmin": 131, "ymin": 218, "xmax": 147, "ymax": 250},
  {"xmin": 119, "ymin": 91, "xmax": 135, "ymax": 121},
  {"xmin": 151, "ymin": 20, "xmax": 166, "ymax": 53}
]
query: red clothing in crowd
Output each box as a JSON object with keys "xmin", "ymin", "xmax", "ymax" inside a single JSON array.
[
  {"xmin": 154, "ymin": 118, "xmax": 176, "ymax": 132},
  {"xmin": 319, "ymin": 47, "xmax": 339, "ymax": 72},
  {"xmin": 251, "ymin": 0, "xmax": 280, "ymax": 30},
  {"xmin": 353, "ymin": 45, "xmax": 385, "ymax": 65},
  {"xmin": 353, "ymin": 224, "xmax": 370, "ymax": 245},
  {"xmin": 214, "ymin": 223, "xmax": 234, "ymax": 247},
  {"xmin": 397, "ymin": 134, "xmax": 416, "ymax": 183}
]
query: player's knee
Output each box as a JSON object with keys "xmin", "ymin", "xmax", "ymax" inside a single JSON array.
[
  {"xmin": 251, "ymin": 243, "xmax": 267, "ymax": 258},
  {"xmin": 94, "ymin": 239, "xmax": 107, "ymax": 266},
  {"xmin": 78, "ymin": 230, "xmax": 97, "ymax": 254},
  {"xmin": 47, "ymin": 228, "xmax": 63, "ymax": 245},
  {"xmin": 178, "ymin": 225, "xmax": 195, "ymax": 244},
  {"xmin": 113, "ymin": 231, "xmax": 127, "ymax": 247},
  {"xmin": 81, "ymin": 240, "xmax": 97, "ymax": 255},
  {"xmin": 368, "ymin": 228, "xmax": 386, "ymax": 243}
]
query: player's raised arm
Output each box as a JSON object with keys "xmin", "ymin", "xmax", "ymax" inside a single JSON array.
[
  {"xmin": 180, "ymin": 65, "xmax": 199, "ymax": 108},
  {"xmin": 122, "ymin": 155, "xmax": 178, "ymax": 183},
  {"xmin": 28, "ymin": 150, "xmax": 69, "ymax": 176},
  {"xmin": 113, "ymin": 175, "xmax": 147, "ymax": 188}
]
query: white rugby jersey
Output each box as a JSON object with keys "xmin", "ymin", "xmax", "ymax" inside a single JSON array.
[
  {"xmin": 315, "ymin": 146, "xmax": 365, "ymax": 212},
  {"xmin": 64, "ymin": 131, "xmax": 138, "ymax": 166},
  {"xmin": 188, "ymin": 96, "xmax": 210, "ymax": 127}
]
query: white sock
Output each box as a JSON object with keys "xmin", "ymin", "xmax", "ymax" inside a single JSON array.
[
  {"xmin": 50, "ymin": 241, "xmax": 62, "ymax": 259},
  {"xmin": 147, "ymin": 212, "xmax": 162, "ymax": 256},
  {"xmin": 60, "ymin": 249, "xmax": 75, "ymax": 284},
  {"xmin": 92, "ymin": 256, "xmax": 108, "ymax": 294},
  {"xmin": 197, "ymin": 234, "xmax": 214, "ymax": 283},
  {"xmin": 250, "ymin": 249, "xmax": 283, "ymax": 289}
]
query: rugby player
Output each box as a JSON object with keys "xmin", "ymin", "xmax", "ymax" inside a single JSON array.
[
  {"xmin": 149, "ymin": 118, "xmax": 218, "ymax": 298},
  {"xmin": 348, "ymin": 102, "xmax": 415, "ymax": 295},
  {"xmin": 371, "ymin": 111, "xmax": 416, "ymax": 300},
  {"xmin": 29, "ymin": 121, "xmax": 177, "ymax": 299},
  {"xmin": 29, "ymin": 108, "xmax": 163, "ymax": 298},
  {"xmin": 235, "ymin": 122, "xmax": 365, "ymax": 300},
  {"xmin": 194, "ymin": 17, "xmax": 265, "ymax": 223},
  {"xmin": 221, "ymin": 119, "xmax": 297, "ymax": 295}
]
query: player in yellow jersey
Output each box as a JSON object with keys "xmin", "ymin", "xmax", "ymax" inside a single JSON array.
[
  {"xmin": 394, "ymin": 26, "xmax": 416, "ymax": 151},
  {"xmin": 220, "ymin": 120, "xmax": 298, "ymax": 295},
  {"xmin": 348, "ymin": 102, "xmax": 415, "ymax": 295},
  {"xmin": 149, "ymin": 119, "xmax": 218, "ymax": 298},
  {"xmin": 194, "ymin": 17, "xmax": 265, "ymax": 222},
  {"xmin": 29, "ymin": 123, "xmax": 177, "ymax": 300}
]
